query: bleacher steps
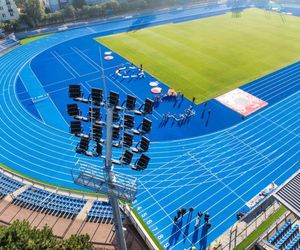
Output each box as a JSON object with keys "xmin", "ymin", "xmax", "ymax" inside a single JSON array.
[
  {"xmin": 5, "ymin": 184, "xmax": 31, "ymax": 202},
  {"xmin": 77, "ymin": 199, "xmax": 94, "ymax": 220}
]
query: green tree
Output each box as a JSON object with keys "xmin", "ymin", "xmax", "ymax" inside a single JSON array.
[
  {"xmin": 22, "ymin": 0, "xmax": 44, "ymax": 27},
  {"xmin": 63, "ymin": 5, "xmax": 77, "ymax": 20},
  {"xmin": 0, "ymin": 220, "xmax": 94, "ymax": 250},
  {"xmin": 73, "ymin": 0, "xmax": 86, "ymax": 9}
]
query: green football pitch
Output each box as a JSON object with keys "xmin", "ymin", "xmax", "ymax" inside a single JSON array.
[{"xmin": 97, "ymin": 8, "xmax": 300, "ymax": 102}]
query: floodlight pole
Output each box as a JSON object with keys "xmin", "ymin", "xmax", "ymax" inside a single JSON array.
[{"xmin": 105, "ymin": 107, "xmax": 127, "ymax": 250}]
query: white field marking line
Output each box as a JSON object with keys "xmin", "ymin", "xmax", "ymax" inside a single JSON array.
[
  {"xmin": 0, "ymin": 46, "xmax": 276, "ymax": 157},
  {"xmin": 0, "ymin": 26, "xmax": 94, "ymax": 137},
  {"xmin": 52, "ymin": 49, "xmax": 99, "ymax": 79},
  {"xmin": 0, "ymin": 153, "xmax": 75, "ymax": 184},
  {"xmin": 139, "ymin": 118, "xmax": 300, "ymax": 227},
  {"xmin": 257, "ymin": 77, "xmax": 300, "ymax": 101},
  {"xmin": 0, "ymin": 99, "xmax": 77, "ymax": 165},
  {"xmin": 47, "ymin": 93, "xmax": 70, "ymax": 128},
  {"xmin": 164, "ymin": 86, "xmax": 300, "ymax": 149},
  {"xmin": 41, "ymin": 76, "xmax": 76, "ymax": 87},
  {"xmin": 246, "ymin": 67, "xmax": 300, "ymax": 96},
  {"xmin": 147, "ymin": 137, "xmax": 238, "ymax": 157},
  {"xmin": 243, "ymin": 63, "xmax": 300, "ymax": 92},
  {"xmin": 139, "ymin": 98, "xmax": 300, "ymax": 181},
  {"xmin": 140, "ymin": 140, "xmax": 256, "ymax": 186},
  {"xmin": 0, "ymin": 104, "xmax": 76, "ymax": 157},
  {"xmin": 140, "ymin": 132, "xmax": 270, "ymax": 212},
  {"xmin": 141, "ymin": 142, "xmax": 283, "ymax": 183},
  {"xmin": 0, "ymin": 144, "xmax": 75, "ymax": 177},
  {"xmin": 10, "ymin": 57, "xmax": 74, "ymax": 141},
  {"xmin": 225, "ymin": 130, "xmax": 272, "ymax": 162},
  {"xmin": 0, "ymin": 23, "xmax": 296, "ymax": 164},
  {"xmin": 144, "ymin": 137, "xmax": 238, "ymax": 160},
  {"xmin": 12, "ymin": 79, "xmax": 74, "ymax": 141},
  {"xmin": 137, "ymin": 133, "xmax": 229, "ymax": 181},
  {"xmin": 156, "ymin": 152, "xmax": 284, "ymax": 241},
  {"xmin": 190, "ymin": 152, "xmax": 247, "ymax": 203},
  {"xmin": 51, "ymin": 51, "xmax": 99, "ymax": 79},
  {"xmin": 137, "ymin": 153, "xmax": 264, "ymax": 182},
  {"xmin": 86, "ymin": 27, "xmax": 96, "ymax": 33},
  {"xmin": 71, "ymin": 47, "xmax": 100, "ymax": 70},
  {"xmin": 254, "ymin": 74, "xmax": 300, "ymax": 99},
  {"xmin": 165, "ymin": 146, "xmax": 300, "ymax": 245},
  {"xmin": 138, "ymin": 155, "xmax": 283, "ymax": 189},
  {"xmin": 20, "ymin": 86, "xmax": 69, "ymax": 102},
  {"xmin": 0, "ymin": 11, "xmax": 278, "ymax": 135},
  {"xmin": 222, "ymin": 92, "xmax": 300, "ymax": 140},
  {"xmin": 0, "ymin": 131, "xmax": 77, "ymax": 170},
  {"xmin": 150, "ymin": 90, "xmax": 300, "ymax": 149},
  {"xmin": 50, "ymin": 50, "xmax": 78, "ymax": 78},
  {"xmin": 103, "ymin": 62, "xmax": 132, "ymax": 71},
  {"xmin": 105, "ymin": 76, "xmax": 163, "ymax": 120},
  {"xmin": 28, "ymin": 63, "xmax": 70, "ymax": 128},
  {"xmin": 18, "ymin": 75, "xmax": 46, "ymax": 124},
  {"xmin": 139, "ymin": 181, "xmax": 193, "ymax": 246},
  {"xmin": 218, "ymin": 91, "xmax": 300, "ymax": 137},
  {"xmin": 259, "ymin": 113, "xmax": 300, "ymax": 139},
  {"xmin": 262, "ymin": 81, "xmax": 300, "ymax": 101},
  {"xmin": 137, "ymin": 131, "xmax": 262, "ymax": 201},
  {"xmin": 145, "ymin": 147, "xmax": 253, "ymax": 173},
  {"xmin": 251, "ymin": 69, "xmax": 300, "ymax": 95},
  {"xmin": 2, "ymin": 63, "xmax": 76, "ymax": 147},
  {"xmin": 171, "ymin": 158, "xmax": 300, "ymax": 248},
  {"xmin": 70, "ymin": 47, "xmax": 100, "ymax": 74}
]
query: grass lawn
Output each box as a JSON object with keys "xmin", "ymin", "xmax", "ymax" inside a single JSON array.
[
  {"xmin": 235, "ymin": 206, "xmax": 287, "ymax": 250},
  {"xmin": 97, "ymin": 8, "xmax": 300, "ymax": 103},
  {"xmin": 20, "ymin": 34, "xmax": 50, "ymax": 45}
]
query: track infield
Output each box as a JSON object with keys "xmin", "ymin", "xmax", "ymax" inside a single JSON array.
[{"xmin": 98, "ymin": 8, "xmax": 300, "ymax": 103}]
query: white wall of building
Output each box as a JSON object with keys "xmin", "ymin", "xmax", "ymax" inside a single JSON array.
[
  {"xmin": 0, "ymin": 0, "xmax": 19, "ymax": 21},
  {"xmin": 44, "ymin": 0, "xmax": 107, "ymax": 12}
]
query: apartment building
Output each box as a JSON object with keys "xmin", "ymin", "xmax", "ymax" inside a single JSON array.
[
  {"xmin": 42, "ymin": 0, "xmax": 106, "ymax": 12},
  {"xmin": 0, "ymin": 0, "xmax": 19, "ymax": 21}
]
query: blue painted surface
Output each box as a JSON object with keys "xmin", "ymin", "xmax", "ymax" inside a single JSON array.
[{"xmin": 0, "ymin": 5, "xmax": 299, "ymax": 250}]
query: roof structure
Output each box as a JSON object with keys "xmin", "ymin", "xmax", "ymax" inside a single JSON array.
[{"xmin": 273, "ymin": 165, "xmax": 300, "ymax": 218}]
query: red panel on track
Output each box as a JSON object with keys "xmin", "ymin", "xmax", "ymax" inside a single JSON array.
[{"xmin": 215, "ymin": 88, "xmax": 268, "ymax": 116}]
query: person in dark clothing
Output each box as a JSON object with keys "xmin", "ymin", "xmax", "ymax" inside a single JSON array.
[
  {"xmin": 189, "ymin": 207, "xmax": 194, "ymax": 213},
  {"xmin": 204, "ymin": 212, "xmax": 210, "ymax": 223},
  {"xmin": 206, "ymin": 222, "xmax": 212, "ymax": 230},
  {"xmin": 181, "ymin": 207, "xmax": 187, "ymax": 216},
  {"xmin": 174, "ymin": 215, "xmax": 178, "ymax": 223},
  {"xmin": 192, "ymin": 97, "xmax": 196, "ymax": 103},
  {"xmin": 197, "ymin": 211, "xmax": 203, "ymax": 218},
  {"xmin": 177, "ymin": 209, "xmax": 181, "ymax": 218}
]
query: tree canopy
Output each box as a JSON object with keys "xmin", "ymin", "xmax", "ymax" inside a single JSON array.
[{"xmin": 0, "ymin": 220, "xmax": 94, "ymax": 250}]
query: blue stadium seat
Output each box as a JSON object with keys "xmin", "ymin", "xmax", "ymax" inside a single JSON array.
[
  {"xmin": 0, "ymin": 173, "xmax": 24, "ymax": 198},
  {"xmin": 268, "ymin": 220, "xmax": 292, "ymax": 244},
  {"xmin": 284, "ymin": 232, "xmax": 300, "ymax": 250},
  {"xmin": 87, "ymin": 200, "xmax": 121, "ymax": 223},
  {"xmin": 275, "ymin": 224, "xmax": 299, "ymax": 249},
  {"xmin": 0, "ymin": 39, "xmax": 19, "ymax": 53},
  {"xmin": 13, "ymin": 187, "xmax": 86, "ymax": 218}
]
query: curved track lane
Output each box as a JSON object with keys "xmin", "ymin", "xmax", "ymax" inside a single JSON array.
[{"xmin": 0, "ymin": 11, "xmax": 300, "ymax": 249}]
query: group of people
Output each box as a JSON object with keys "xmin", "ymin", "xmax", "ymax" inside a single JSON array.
[
  {"xmin": 174, "ymin": 207, "xmax": 212, "ymax": 229},
  {"xmin": 161, "ymin": 105, "xmax": 196, "ymax": 126},
  {"xmin": 113, "ymin": 63, "xmax": 145, "ymax": 79},
  {"xmin": 154, "ymin": 91, "xmax": 184, "ymax": 105}
]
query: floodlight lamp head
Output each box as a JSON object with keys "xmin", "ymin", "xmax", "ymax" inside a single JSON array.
[
  {"xmin": 69, "ymin": 84, "xmax": 82, "ymax": 99},
  {"xmin": 143, "ymin": 98, "xmax": 154, "ymax": 114},
  {"xmin": 125, "ymin": 95, "xmax": 136, "ymax": 110},
  {"xmin": 109, "ymin": 91, "xmax": 119, "ymax": 107}
]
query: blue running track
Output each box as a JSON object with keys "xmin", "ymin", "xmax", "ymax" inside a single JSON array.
[{"xmin": 0, "ymin": 5, "xmax": 299, "ymax": 250}]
